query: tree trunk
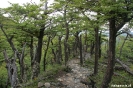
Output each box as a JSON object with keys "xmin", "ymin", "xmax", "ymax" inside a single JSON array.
[
  {"xmin": 64, "ymin": 40, "xmax": 68, "ymax": 66},
  {"xmin": 3, "ymin": 50, "xmax": 18, "ymax": 88},
  {"xmin": 79, "ymin": 35, "xmax": 83, "ymax": 65},
  {"xmin": 94, "ymin": 27, "xmax": 99, "ymax": 74},
  {"xmin": 99, "ymin": 32, "xmax": 101, "ymax": 58},
  {"xmin": 90, "ymin": 41, "xmax": 95, "ymax": 56},
  {"xmin": 51, "ymin": 40, "xmax": 56, "ymax": 63},
  {"xmin": 32, "ymin": 0, "xmax": 48, "ymax": 78},
  {"xmin": 57, "ymin": 36, "xmax": 62, "ymax": 64},
  {"xmin": 64, "ymin": 4, "xmax": 69, "ymax": 66},
  {"xmin": 73, "ymin": 31, "xmax": 79, "ymax": 57},
  {"xmin": 84, "ymin": 30, "xmax": 88, "ymax": 52},
  {"xmin": 43, "ymin": 36, "xmax": 51, "ymax": 71},
  {"xmin": 19, "ymin": 43, "xmax": 27, "ymax": 83},
  {"xmin": 32, "ymin": 28, "xmax": 44, "ymax": 79},
  {"xmin": 30, "ymin": 36, "xmax": 34, "ymax": 66},
  {"xmin": 101, "ymin": 17, "xmax": 116, "ymax": 88}
]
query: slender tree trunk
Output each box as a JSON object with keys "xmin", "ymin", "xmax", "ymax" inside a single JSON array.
[
  {"xmin": 94, "ymin": 27, "xmax": 99, "ymax": 74},
  {"xmin": 76, "ymin": 31, "xmax": 80, "ymax": 53},
  {"xmin": 99, "ymin": 33, "xmax": 101, "ymax": 58},
  {"xmin": 43, "ymin": 36, "xmax": 51, "ymax": 71},
  {"xmin": 101, "ymin": 17, "xmax": 116, "ymax": 88},
  {"xmin": 51, "ymin": 40, "xmax": 56, "ymax": 63},
  {"xmin": 84, "ymin": 30, "xmax": 88, "ymax": 52},
  {"xmin": 79, "ymin": 35, "xmax": 83, "ymax": 65},
  {"xmin": 19, "ymin": 43, "xmax": 27, "ymax": 83},
  {"xmin": 64, "ymin": 4, "xmax": 69, "ymax": 66},
  {"xmin": 90, "ymin": 41, "xmax": 95, "ymax": 56},
  {"xmin": 57, "ymin": 36, "xmax": 62, "ymax": 64},
  {"xmin": 64, "ymin": 40, "xmax": 68, "ymax": 66},
  {"xmin": 73, "ymin": 32, "xmax": 79, "ymax": 57},
  {"xmin": 30, "ymin": 36, "xmax": 34, "ymax": 66}
]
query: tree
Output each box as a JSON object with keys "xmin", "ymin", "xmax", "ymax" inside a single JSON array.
[
  {"xmin": 2, "ymin": 0, "xmax": 52, "ymax": 79},
  {"xmin": 99, "ymin": 0, "xmax": 133, "ymax": 87}
]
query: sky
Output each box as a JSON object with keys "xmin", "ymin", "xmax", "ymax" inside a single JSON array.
[{"xmin": 0, "ymin": 0, "xmax": 53, "ymax": 8}]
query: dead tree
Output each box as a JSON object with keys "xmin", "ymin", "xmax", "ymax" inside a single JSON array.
[
  {"xmin": 3, "ymin": 50, "xmax": 18, "ymax": 88},
  {"xmin": 1, "ymin": 24, "xmax": 27, "ymax": 83}
]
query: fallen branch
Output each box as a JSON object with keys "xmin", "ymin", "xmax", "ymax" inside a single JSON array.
[{"xmin": 116, "ymin": 58, "xmax": 133, "ymax": 76}]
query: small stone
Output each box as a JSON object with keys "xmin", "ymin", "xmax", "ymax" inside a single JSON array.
[
  {"xmin": 79, "ymin": 74, "xmax": 82, "ymax": 77},
  {"xmin": 57, "ymin": 78, "xmax": 63, "ymax": 81},
  {"xmin": 67, "ymin": 77, "xmax": 73, "ymax": 81},
  {"xmin": 44, "ymin": 82, "xmax": 50, "ymax": 88},
  {"xmin": 66, "ymin": 73, "xmax": 71, "ymax": 76},
  {"xmin": 38, "ymin": 82, "xmax": 44, "ymax": 88}
]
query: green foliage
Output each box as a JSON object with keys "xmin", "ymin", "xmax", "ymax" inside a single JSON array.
[{"xmin": 0, "ymin": 62, "xmax": 8, "ymax": 86}]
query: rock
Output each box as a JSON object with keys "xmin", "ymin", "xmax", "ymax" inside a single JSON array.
[
  {"xmin": 74, "ymin": 78, "xmax": 80, "ymax": 83},
  {"xmin": 66, "ymin": 73, "xmax": 71, "ymax": 76},
  {"xmin": 38, "ymin": 82, "xmax": 44, "ymax": 88},
  {"xmin": 57, "ymin": 78, "xmax": 63, "ymax": 81},
  {"xmin": 44, "ymin": 82, "xmax": 50, "ymax": 88},
  {"xmin": 67, "ymin": 77, "xmax": 73, "ymax": 81},
  {"xmin": 79, "ymin": 74, "xmax": 82, "ymax": 77},
  {"xmin": 55, "ymin": 59, "xmax": 91, "ymax": 88}
]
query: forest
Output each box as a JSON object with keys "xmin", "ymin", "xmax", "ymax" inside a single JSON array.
[{"xmin": 0, "ymin": 0, "xmax": 133, "ymax": 88}]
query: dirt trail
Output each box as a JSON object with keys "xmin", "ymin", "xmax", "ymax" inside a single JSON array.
[{"xmin": 54, "ymin": 59, "xmax": 92, "ymax": 88}]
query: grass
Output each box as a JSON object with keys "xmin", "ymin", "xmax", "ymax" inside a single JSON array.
[
  {"xmin": 84, "ymin": 55, "xmax": 133, "ymax": 88},
  {"xmin": 22, "ymin": 63, "xmax": 66, "ymax": 88}
]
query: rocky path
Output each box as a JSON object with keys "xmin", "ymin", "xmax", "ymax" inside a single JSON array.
[{"xmin": 54, "ymin": 59, "xmax": 92, "ymax": 88}]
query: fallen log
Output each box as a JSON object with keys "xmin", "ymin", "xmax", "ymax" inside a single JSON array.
[{"xmin": 116, "ymin": 59, "xmax": 133, "ymax": 76}]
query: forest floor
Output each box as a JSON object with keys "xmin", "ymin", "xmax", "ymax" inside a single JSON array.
[{"xmin": 49, "ymin": 58, "xmax": 93, "ymax": 88}]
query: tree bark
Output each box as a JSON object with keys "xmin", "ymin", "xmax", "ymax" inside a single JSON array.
[
  {"xmin": 101, "ymin": 17, "xmax": 116, "ymax": 88},
  {"xmin": 51, "ymin": 40, "xmax": 56, "ymax": 63},
  {"xmin": 73, "ymin": 31, "xmax": 80, "ymax": 57},
  {"xmin": 32, "ymin": 28, "xmax": 44, "ymax": 79},
  {"xmin": 84, "ymin": 30, "xmax": 88, "ymax": 52},
  {"xmin": 43, "ymin": 36, "xmax": 51, "ymax": 71},
  {"xmin": 99, "ymin": 32, "xmax": 101, "ymax": 58},
  {"xmin": 94, "ymin": 27, "xmax": 99, "ymax": 74},
  {"xmin": 64, "ymin": 4, "xmax": 69, "ymax": 66},
  {"xmin": 30, "ymin": 36, "xmax": 34, "ymax": 66},
  {"xmin": 79, "ymin": 35, "xmax": 83, "ymax": 66},
  {"xmin": 19, "ymin": 43, "xmax": 27, "ymax": 83},
  {"xmin": 3, "ymin": 50, "xmax": 18, "ymax": 88},
  {"xmin": 57, "ymin": 36, "xmax": 62, "ymax": 64},
  {"xmin": 90, "ymin": 41, "xmax": 95, "ymax": 56}
]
